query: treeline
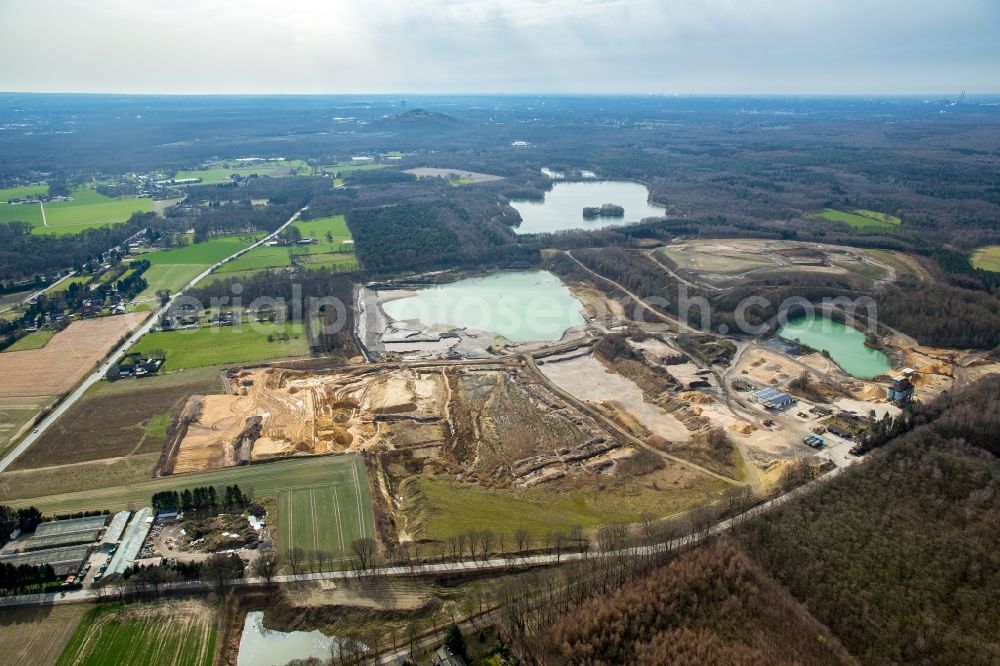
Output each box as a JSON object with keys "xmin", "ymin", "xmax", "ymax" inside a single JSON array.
[
  {"xmin": 499, "ymin": 540, "xmax": 851, "ymax": 665},
  {"xmin": 877, "ymin": 277, "xmax": 1000, "ymax": 348},
  {"xmin": 0, "ymin": 214, "xmax": 153, "ymax": 282},
  {"xmin": 185, "ymin": 267, "xmax": 358, "ymax": 357},
  {"xmin": 0, "ymin": 505, "xmax": 42, "ymax": 547},
  {"xmin": 0, "ymin": 561, "xmax": 57, "ymax": 595},
  {"xmin": 151, "ymin": 484, "xmax": 251, "ymax": 513},
  {"xmin": 739, "ymin": 375, "xmax": 1000, "ymax": 665}
]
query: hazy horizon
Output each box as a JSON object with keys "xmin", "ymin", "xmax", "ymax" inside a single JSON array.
[{"xmin": 1, "ymin": 0, "xmax": 998, "ymax": 95}]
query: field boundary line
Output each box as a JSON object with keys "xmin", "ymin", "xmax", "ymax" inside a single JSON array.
[
  {"xmin": 351, "ymin": 458, "xmax": 369, "ymax": 538},
  {"xmin": 309, "ymin": 487, "xmax": 320, "ymax": 552},
  {"xmin": 331, "ymin": 483, "xmax": 346, "ymax": 554}
]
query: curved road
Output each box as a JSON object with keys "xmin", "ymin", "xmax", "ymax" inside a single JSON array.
[{"xmin": 0, "ymin": 206, "xmax": 309, "ymax": 472}]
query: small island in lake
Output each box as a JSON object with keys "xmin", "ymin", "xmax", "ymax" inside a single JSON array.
[{"xmin": 582, "ymin": 203, "xmax": 625, "ymax": 219}]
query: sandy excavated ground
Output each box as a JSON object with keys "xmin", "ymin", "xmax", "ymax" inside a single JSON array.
[
  {"xmin": 403, "ymin": 167, "xmax": 504, "ymax": 182},
  {"xmin": 540, "ymin": 354, "xmax": 691, "ymax": 442},
  {"xmin": 171, "ymin": 363, "xmax": 620, "ymax": 485},
  {"xmin": 659, "ymin": 239, "xmax": 887, "ymax": 288},
  {"xmin": 0, "ymin": 313, "xmax": 147, "ymax": 398}
]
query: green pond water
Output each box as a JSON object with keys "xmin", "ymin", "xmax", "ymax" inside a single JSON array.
[
  {"xmin": 778, "ymin": 314, "xmax": 891, "ymax": 379},
  {"xmin": 382, "ymin": 270, "xmax": 585, "ymax": 342}
]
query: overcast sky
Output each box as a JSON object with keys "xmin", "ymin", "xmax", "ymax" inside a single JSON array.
[{"xmin": 1, "ymin": 0, "xmax": 997, "ymax": 94}]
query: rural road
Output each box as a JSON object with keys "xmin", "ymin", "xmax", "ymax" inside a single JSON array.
[
  {"xmin": 0, "ymin": 461, "xmax": 847, "ymax": 610},
  {"xmin": 0, "ymin": 206, "xmax": 309, "ymax": 473},
  {"xmin": 0, "ymin": 270, "xmax": 78, "ymax": 316}
]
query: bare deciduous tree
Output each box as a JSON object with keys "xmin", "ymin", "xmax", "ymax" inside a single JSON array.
[
  {"xmin": 351, "ymin": 537, "xmax": 377, "ymax": 572},
  {"xmin": 251, "ymin": 549, "xmax": 282, "ymax": 584}
]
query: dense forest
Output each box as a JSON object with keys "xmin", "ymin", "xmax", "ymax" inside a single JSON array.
[
  {"xmin": 740, "ymin": 376, "xmax": 1000, "ymax": 665},
  {"xmin": 500, "ymin": 539, "xmax": 852, "ymax": 665}
]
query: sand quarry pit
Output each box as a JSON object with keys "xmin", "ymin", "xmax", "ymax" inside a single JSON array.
[{"xmin": 169, "ymin": 363, "xmax": 627, "ymax": 485}]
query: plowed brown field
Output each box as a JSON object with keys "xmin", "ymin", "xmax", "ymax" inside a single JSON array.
[{"xmin": 0, "ymin": 314, "xmax": 146, "ymax": 397}]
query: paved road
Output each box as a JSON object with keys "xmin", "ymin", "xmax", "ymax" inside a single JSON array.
[
  {"xmin": 0, "ymin": 461, "xmax": 847, "ymax": 610},
  {"xmin": 0, "ymin": 206, "xmax": 308, "ymax": 472}
]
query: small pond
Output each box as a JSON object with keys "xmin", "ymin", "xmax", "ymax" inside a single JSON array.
[
  {"xmin": 510, "ymin": 180, "xmax": 665, "ymax": 234},
  {"xmin": 778, "ymin": 313, "xmax": 891, "ymax": 379},
  {"xmin": 238, "ymin": 611, "xmax": 344, "ymax": 666}
]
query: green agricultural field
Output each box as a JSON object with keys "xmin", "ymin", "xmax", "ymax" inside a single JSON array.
[
  {"xmin": 403, "ymin": 475, "xmax": 727, "ymax": 541},
  {"xmin": 135, "ymin": 264, "xmax": 205, "ymax": 299},
  {"xmin": 0, "ymin": 202, "xmax": 43, "ymax": 226},
  {"xmin": 6, "ymin": 453, "xmax": 369, "ymax": 515},
  {"xmin": 3, "ymin": 329, "xmax": 55, "ymax": 352},
  {"xmin": 146, "ymin": 235, "xmax": 261, "ymax": 267},
  {"xmin": 175, "ymin": 159, "xmax": 308, "ymax": 185},
  {"xmin": 129, "ymin": 321, "xmax": 308, "ymax": 370},
  {"xmin": 216, "ymin": 215, "xmax": 358, "ymax": 274},
  {"xmin": 816, "ymin": 208, "xmax": 901, "ymax": 230},
  {"xmin": 277, "ymin": 455, "xmax": 375, "ymax": 564},
  {"xmin": 34, "ymin": 187, "xmax": 152, "ymax": 235},
  {"xmin": 971, "ymin": 245, "xmax": 1000, "ymax": 272},
  {"xmin": 57, "ymin": 601, "xmax": 216, "ymax": 666},
  {"xmin": 0, "ymin": 184, "xmax": 48, "ymax": 201},
  {"xmin": 132, "ymin": 234, "xmax": 261, "ymax": 302}
]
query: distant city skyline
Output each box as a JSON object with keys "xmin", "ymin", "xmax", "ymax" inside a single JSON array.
[{"xmin": 1, "ymin": 0, "xmax": 998, "ymax": 95}]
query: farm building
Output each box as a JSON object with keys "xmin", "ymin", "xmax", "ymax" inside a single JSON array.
[
  {"xmin": 0, "ymin": 545, "xmax": 90, "ymax": 577},
  {"xmin": 21, "ymin": 529, "xmax": 102, "ymax": 552},
  {"xmin": 753, "ymin": 387, "xmax": 796, "ymax": 410},
  {"xmin": 33, "ymin": 515, "xmax": 107, "ymax": 538},
  {"xmin": 99, "ymin": 510, "xmax": 131, "ymax": 551},
  {"xmin": 16, "ymin": 515, "xmax": 108, "ymax": 552},
  {"xmin": 104, "ymin": 507, "xmax": 154, "ymax": 579}
]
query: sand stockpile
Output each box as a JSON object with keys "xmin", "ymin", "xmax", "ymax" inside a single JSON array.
[
  {"xmin": 728, "ymin": 422, "xmax": 757, "ymax": 435},
  {"xmin": 681, "ymin": 391, "xmax": 714, "ymax": 404},
  {"xmin": 856, "ymin": 384, "xmax": 887, "ymax": 402}
]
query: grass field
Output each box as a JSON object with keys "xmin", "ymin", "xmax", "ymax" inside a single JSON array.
[
  {"xmin": 175, "ymin": 159, "xmax": 308, "ymax": 185},
  {"xmin": 0, "ymin": 184, "xmax": 48, "ymax": 201},
  {"xmin": 216, "ymin": 215, "xmax": 358, "ymax": 274},
  {"xmin": 3, "ymin": 329, "xmax": 55, "ymax": 352},
  {"xmin": 971, "ymin": 245, "xmax": 1000, "ymax": 272},
  {"xmin": 128, "ymin": 322, "xmax": 309, "ymax": 370},
  {"xmin": 0, "ymin": 604, "xmax": 89, "ymax": 666},
  {"xmin": 404, "ymin": 475, "xmax": 726, "ymax": 541},
  {"xmin": 277, "ymin": 454, "xmax": 375, "ymax": 563},
  {"xmin": 133, "ymin": 234, "xmax": 261, "ymax": 302},
  {"xmin": 0, "ymin": 453, "xmax": 161, "ymax": 503},
  {"xmin": 0, "ymin": 202, "xmax": 43, "ymax": 226},
  {"xmin": 57, "ymin": 601, "xmax": 216, "ymax": 666},
  {"xmin": 816, "ymin": 208, "xmax": 902, "ymax": 230},
  {"xmin": 4, "ymin": 453, "xmax": 370, "ymax": 514}
]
